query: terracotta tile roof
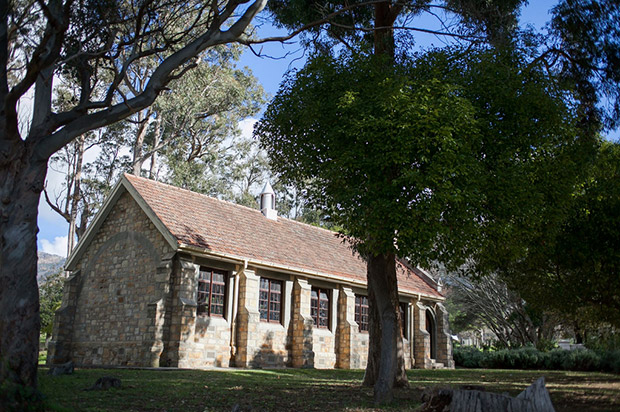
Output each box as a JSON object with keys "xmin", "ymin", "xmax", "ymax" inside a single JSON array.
[{"xmin": 124, "ymin": 174, "xmax": 443, "ymax": 299}]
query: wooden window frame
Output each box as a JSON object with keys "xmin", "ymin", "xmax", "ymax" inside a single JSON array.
[
  {"xmin": 399, "ymin": 302, "xmax": 408, "ymax": 339},
  {"xmin": 259, "ymin": 277, "xmax": 283, "ymax": 324},
  {"xmin": 197, "ymin": 267, "xmax": 227, "ymax": 318},
  {"xmin": 310, "ymin": 287, "xmax": 330, "ymax": 329},
  {"xmin": 355, "ymin": 295, "xmax": 369, "ymax": 332}
]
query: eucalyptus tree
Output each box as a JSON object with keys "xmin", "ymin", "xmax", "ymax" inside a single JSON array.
[
  {"xmin": 0, "ymin": 0, "xmax": 268, "ymax": 399},
  {"xmin": 44, "ymin": 123, "xmax": 132, "ymax": 254},
  {"xmin": 156, "ymin": 53, "xmax": 264, "ymax": 188},
  {"xmin": 549, "ymin": 0, "xmax": 620, "ymax": 132}
]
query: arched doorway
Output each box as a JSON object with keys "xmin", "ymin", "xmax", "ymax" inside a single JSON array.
[{"xmin": 425, "ymin": 309, "xmax": 437, "ymax": 360}]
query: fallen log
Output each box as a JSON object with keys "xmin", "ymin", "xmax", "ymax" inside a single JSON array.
[{"xmin": 418, "ymin": 377, "xmax": 555, "ymax": 412}]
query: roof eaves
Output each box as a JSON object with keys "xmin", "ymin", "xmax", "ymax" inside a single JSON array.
[{"xmin": 178, "ymin": 243, "xmax": 444, "ymax": 301}]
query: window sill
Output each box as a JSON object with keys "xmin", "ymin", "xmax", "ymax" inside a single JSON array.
[
  {"xmin": 259, "ymin": 321, "xmax": 285, "ymax": 331},
  {"xmin": 196, "ymin": 315, "xmax": 229, "ymax": 327},
  {"xmin": 312, "ymin": 327, "xmax": 333, "ymax": 336}
]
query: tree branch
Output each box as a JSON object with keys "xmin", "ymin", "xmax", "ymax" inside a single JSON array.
[{"xmin": 32, "ymin": 0, "xmax": 267, "ymax": 161}]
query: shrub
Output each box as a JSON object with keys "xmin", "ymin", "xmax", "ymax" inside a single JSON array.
[
  {"xmin": 562, "ymin": 349, "xmax": 600, "ymax": 371},
  {"xmin": 480, "ymin": 347, "xmax": 545, "ymax": 370},
  {"xmin": 453, "ymin": 346, "xmax": 484, "ymax": 368},
  {"xmin": 454, "ymin": 346, "xmax": 620, "ymax": 373},
  {"xmin": 544, "ymin": 349, "xmax": 567, "ymax": 370}
]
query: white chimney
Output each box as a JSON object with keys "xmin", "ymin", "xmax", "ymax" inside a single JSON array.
[{"xmin": 259, "ymin": 182, "xmax": 277, "ymax": 221}]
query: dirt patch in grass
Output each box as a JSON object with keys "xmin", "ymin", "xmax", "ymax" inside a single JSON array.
[{"xmin": 38, "ymin": 367, "xmax": 620, "ymax": 411}]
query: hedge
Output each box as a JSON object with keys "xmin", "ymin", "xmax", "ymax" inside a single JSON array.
[{"xmin": 453, "ymin": 346, "xmax": 620, "ymax": 373}]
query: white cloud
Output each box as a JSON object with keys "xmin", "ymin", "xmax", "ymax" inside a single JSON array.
[
  {"xmin": 40, "ymin": 236, "xmax": 68, "ymax": 258},
  {"xmin": 239, "ymin": 118, "xmax": 258, "ymax": 140}
]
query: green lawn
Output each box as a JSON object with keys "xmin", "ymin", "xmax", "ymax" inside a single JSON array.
[{"xmin": 38, "ymin": 367, "xmax": 620, "ymax": 411}]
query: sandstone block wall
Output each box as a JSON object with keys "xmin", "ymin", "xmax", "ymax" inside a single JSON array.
[
  {"xmin": 435, "ymin": 303, "xmax": 455, "ymax": 369},
  {"xmin": 50, "ymin": 192, "xmax": 174, "ymax": 367},
  {"xmin": 235, "ymin": 269, "xmax": 292, "ymax": 368},
  {"xmin": 350, "ymin": 332, "xmax": 369, "ymax": 369},
  {"xmin": 291, "ymin": 278, "xmax": 315, "ymax": 368},
  {"xmin": 413, "ymin": 301, "xmax": 432, "ymax": 369}
]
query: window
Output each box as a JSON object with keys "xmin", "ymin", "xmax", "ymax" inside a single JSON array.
[
  {"xmin": 399, "ymin": 302, "xmax": 408, "ymax": 339},
  {"xmin": 355, "ymin": 295, "xmax": 369, "ymax": 332},
  {"xmin": 197, "ymin": 267, "xmax": 227, "ymax": 317},
  {"xmin": 259, "ymin": 278, "xmax": 282, "ymax": 323},
  {"xmin": 310, "ymin": 287, "xmax": 330, "ymax": 328}
]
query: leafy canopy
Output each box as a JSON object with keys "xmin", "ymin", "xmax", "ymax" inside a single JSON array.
[
  {"xmin": 257, "ymin": 48, "xmax": 589, "ymax": 269},
  {"xmin": 502, "ymin": 142, "xmax": 620, "ymax": 327}
]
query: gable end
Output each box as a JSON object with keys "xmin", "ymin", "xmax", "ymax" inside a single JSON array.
[{"xmin": 64, "ymin": 175, "xmax": 178, "ymax": 271}]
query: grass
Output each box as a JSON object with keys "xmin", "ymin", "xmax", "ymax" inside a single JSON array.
[{"xmin": 38, "ymin": 367, "xmax": 620, "ymax": 412}]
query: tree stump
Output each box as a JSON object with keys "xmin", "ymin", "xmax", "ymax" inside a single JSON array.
[{"xmin": 418, "ymin": 377, "xmax": 555, "ymax": 412}]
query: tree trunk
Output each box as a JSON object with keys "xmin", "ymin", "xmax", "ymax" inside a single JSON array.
[
  {"xmin": 374, "ymin": 1, "xmax": 396, "ymax": 57},
  {"xmin": 132, "ymin": 109, "xmax": 152, "ymax": 175},
  {"xmin": 0, "ymin": 138, "xmax": 46, "ymax": 396},
  {"xmin": 363, "ymin": 252, "xmax": 409, "ymax": 404},
  {"xmin": 419, "ymin": 377, "xmax": 555, "ymax": 412},
  {"xmin": 149, "ymin": 116, "xmax": 162, "ymax": 179},
  {"xmin": 362, "ymin": 4, "xmax": 409, "ymax": 404},
  {"xmin": 67, "ymin": 135, "xmax": 85, "ymax": 254}
]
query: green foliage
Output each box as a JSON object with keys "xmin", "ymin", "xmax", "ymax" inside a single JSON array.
[
  {"xmin": 39, "ymin": 271, "xmax": 65, "ymax": 337},
  {"xmin": 453, "ymin": 346, "xmax": 486, "ymax": 368},
  {"xmin": 584, "ymin": 325, "xmax": 620, "ymax": 351},
  {"xmin": 445, "ymin": 0, "xmax": 527, "ymax": 46},
  {"xmin": 443, "ymin": 294, "xmax": 479, "ymax": 335},
  {"xmin": 258, "ymin": 48, "xmax": 588, "ymax": 270},
  {"xmin": 266, "ymin": 0, "xmax": 527, "ymax": 53},
  {"xmin": 444, "ymin": 271, "xmax": 560, "ymax": 349},
  {"xmin": 454, "ymin": 346, "xmax": 620, "ymax": 373},
  {"xmin": 503, "ymin": 142, "xmax": 620, "ymax": 327},
  {"xmin": 157, "ymin": 56, "xmax": 265, "ymax": 194}
]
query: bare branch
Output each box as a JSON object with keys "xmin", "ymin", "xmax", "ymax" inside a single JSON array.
[{"xmin": 43, "ymin": 186, "xmax": 70, "ymax": 221}]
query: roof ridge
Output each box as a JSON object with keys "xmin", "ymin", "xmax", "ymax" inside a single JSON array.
[
  {"xmin": 124, "ymin": 173, "xmax": 272, "ymax": 217},
  {"xmin": 124, "ymin": 173, "xmax": 347, "ymax": 238}
]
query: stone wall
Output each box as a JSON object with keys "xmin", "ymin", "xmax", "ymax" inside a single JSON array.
[
  {"xmin": 49, "ymin": 191, "xmax": 174, "ymax": 367},
  {"xmin": 163, "ymin": 257, "xmax": 235, "ymax": 368},
  {"xmin": 312, "ymin": 328, "xmax": 336, "ymax": 369},
  {"xmin": 434, "ymin": 303, "xmax": 455, "ymax": 368},
  {"xmin": 413, "ymin": 301, "xmax": 432, "ymax": 369},
  {"xmin": 291, "ymin": 278, "xmax": 315, "ymax": 368},
  {"xmin": 350, "ymin": 332, "xmax": 369, "ymax": 369},
  {"xmin": 312, "ymin": 284, "xmax": 337, "ymax": 369},
  {"xmin": 411, "ymin": 300, "xmax": 455, "ymax": 369},
  {"xmin": 235, "ymin": 268, "xmax": 293, "ymax": 368}
]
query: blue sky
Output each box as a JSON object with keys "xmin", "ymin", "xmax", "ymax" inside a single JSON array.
[{"xmin": 37, "ymin": 0, "xmax": 561, "ymax": 257}]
